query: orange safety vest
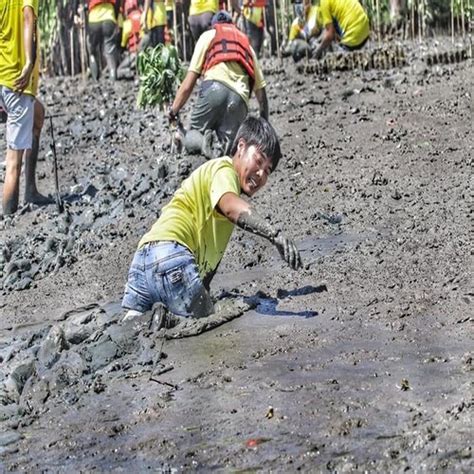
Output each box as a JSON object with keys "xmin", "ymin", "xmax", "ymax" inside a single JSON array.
[
  {"xmin": 128, "ymin": 9, "xmax": 142, "ymax": 52},
  {"xmin": 203, "ymin": 23, "xmax": 255, "ymax": 87},
  {"xmin": 88, "ymin": 0, "xmax": 115, "ymax": 11},
  {"xmin": 242, "ymin": 0, "xmax": 267, "ymax": 7}
]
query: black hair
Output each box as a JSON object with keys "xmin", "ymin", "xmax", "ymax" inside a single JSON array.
[{"xmin": 230, "ymin": 116, "xmax": 282, "ymax": 170}]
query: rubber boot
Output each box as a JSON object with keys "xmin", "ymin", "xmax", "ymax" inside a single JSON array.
[{"xmin": 89, "ymin": 54, "xmax": 100, "ymax": 81}]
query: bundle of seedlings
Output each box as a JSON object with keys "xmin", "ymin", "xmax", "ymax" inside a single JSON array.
[{"xmin": 137, "ymin": 44, "xmax": 185, "ymax": 109}]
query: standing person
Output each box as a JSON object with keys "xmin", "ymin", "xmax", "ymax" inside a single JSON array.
[
  {"xmin": 141, "ymin": 0, "xmax": 167, "ymax": 48},
  {"xmin": 87, "ymin": 0, "xmax": 121, "ymax": 80},
  {"xmin": 0, "ymin": 0, "xmax": 49, "ymax": 215},
  {"xmin": 188, "ymin": 0, "xmax": 218, "ymax": 42},
  {"xmin": 169, "ymin": 11, "xmax": 269, "ymax": 158},
  {"xmin": 122, "ymin": 116, "xmax": 302, "ymax": 320},
  {"xmin": 312, "ymin": 0, "xmax": 370, "ymax": 58},
  {"xmin": 239, "ymin": 0, "xmax": 267, "ymax": 57}
]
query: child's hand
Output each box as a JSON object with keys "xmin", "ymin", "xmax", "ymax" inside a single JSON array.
[{"xmin": 273, "ymin": 234, "xmax": 302, "ymax": 270}]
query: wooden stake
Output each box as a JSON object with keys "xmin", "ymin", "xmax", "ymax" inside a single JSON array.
[
  {"xmin": 79, "ymin": 5, "xmax": 87, "ymax": 81},
  {"xmin": 411, "ymin": 0, "xmax": 415, "ymax": 40},
  {"xmin": 172, "ymin": 0, "xmax": 177, "ymax": 47},
  {"xmin": 376, "ymin": 0, "xmax": 380, "ymax": 44},
  {"xmin": 70, "ymin": 27, "xmax": 75, "ymax": 76},
  {"xmin": 461, "ymin": 0, "xmax": 465, "ymax": 37},
  {"xmin": 451, "ymin": 0, "xmax": 455, "ymax": 42},
  {"xmin": 418, "ymin": 0, "xmax": 421, "ymax": 42},
  {"xmin": 272, "ymin": 0, "xmax": 281, "ymax": 64},
  {"xmin": 181, "ymin": 11, "xmax": 187, "ymax": 60}
]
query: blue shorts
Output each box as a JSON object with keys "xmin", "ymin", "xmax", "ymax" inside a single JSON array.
[
  {"xmin": 0, "ymin": 86, "xmax": 34, "ymax": 150},
  {"xmin": 121, "ymin": 241, "xmax": 212, "ymax": 317}
]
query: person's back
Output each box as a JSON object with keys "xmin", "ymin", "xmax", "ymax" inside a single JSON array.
[{"xmin": 318, "ymin": 0, "xmax": 369, "ymax": 48}]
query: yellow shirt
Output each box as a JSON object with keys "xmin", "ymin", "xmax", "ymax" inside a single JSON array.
[
  {"xmin": 165, "ymin": 0, "xmax": 174, "ymax": 12},
  {"xmin": 139, "ymin": 157, "xmax": 240, "ymax": 278},
  {"xmin": 88, "ymin": 3, "xmax": 116, "ymax": 24},
  {"xmin": 145, "ymin": 1, "xmax": 166, "ymax": 28},
  {"xmin": 189, "ymin": 0, "xmax": 218, "ymax": 16},
  {"xmin": 0, "ymin": 0, "xmax": 40, "ymax": 97},
  {"xmin": 188, "ymin": 28, "xmax": 266, "ymax": 105},
  {"xmin": 289, "ymin": 5, "xmax": 319, "ymax": 41},
  {"xmin": 243, "ymin": 6, "xmax": 264, "ymax": 28},
  {"xmin": 121, "ymin": 17, "xmax": 143, "ymax": 48},
  {"xmin": 318, "ymin": 0, "xmax": 369, "ymax": 47}
]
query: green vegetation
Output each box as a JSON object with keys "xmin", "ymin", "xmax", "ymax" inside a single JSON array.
[{"xmin": 137, "ymin": 44, "xmax": 185, "ymax": 109}]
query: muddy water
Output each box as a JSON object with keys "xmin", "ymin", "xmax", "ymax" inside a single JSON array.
[{"xmin": 1, "ymin": 39, "xmax": 473, "ymax": 470}]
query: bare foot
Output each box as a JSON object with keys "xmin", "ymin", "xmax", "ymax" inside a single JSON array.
[{"xmin": 24, "ymin": 192, "xmax": 54, "ymax": 206}]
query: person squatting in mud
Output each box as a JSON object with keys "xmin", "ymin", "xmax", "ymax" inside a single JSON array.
[
  {"xmin": 283, "ymin": 1, "xmax": 321, "ymax": 62},
  {"xmin": 122, "ymin": 116, "xmax": 302, "ymax": 320},
  {"xmin": 168, "ymin": 11, "xmax": 269, "ymax": 159},
  {"xmin": 0, "ymin": 0, "xmax": 50, "ymax": 215},
  {"xmin": 312, "ymin": 0, "xmax": 370, "ymax": 59}
]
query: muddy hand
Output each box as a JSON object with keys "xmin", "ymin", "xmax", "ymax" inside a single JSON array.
[{"xmin": 274, "ymin": 234, "xmax": 302, "ymax": 270}]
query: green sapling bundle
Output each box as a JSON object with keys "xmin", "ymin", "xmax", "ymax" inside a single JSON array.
[{"xmin": 137, "ymin": 44, "xmax": 185, "ymax": 109}]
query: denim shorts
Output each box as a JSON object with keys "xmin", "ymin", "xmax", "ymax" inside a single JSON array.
[
  {"xmin": 0, "ymin": 86, "xmax": 34, "ymax": 150},
  {"xmin": 122, "ymin": 241, "xmax": 212, "ymax": 317}
]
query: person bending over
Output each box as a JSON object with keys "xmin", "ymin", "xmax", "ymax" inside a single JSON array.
[
  {"xmin": 168, "ymin": 11, "xmax": 268, "ymax": 159},
  {"xmin": 312, "ymin": 0, "xmax": 369, "ymax": 59},
  {"xmin": 122, "ymin": 116, "xmax": 301, "ymax": 320}
]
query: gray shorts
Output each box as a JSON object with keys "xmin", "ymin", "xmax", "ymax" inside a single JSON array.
[
  {"xmin": 0, "ymin": 86, "xmax": 34, "ymax": 150},
  {"xmin": 190, "ymin": 80, "xmax": 248, "ymax": 152}
]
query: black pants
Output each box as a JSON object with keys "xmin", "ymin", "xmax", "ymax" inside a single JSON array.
[
  {"xmin": 88, "ymin": 20, "xmax": 120, "ymax": 79},
  {"xmin": 140, "ymin": 26, "xmax": 166, "ymax": 50},
  {"xmin": 188, "ymin": 12, "xmax": 213, "ymax": 42}
]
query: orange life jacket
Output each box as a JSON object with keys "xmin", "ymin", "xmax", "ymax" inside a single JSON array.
[
  {"xmin": 242, "ymin": 0, "xmax": 267, "ymax": 8},
  {"xmin": 203, "ymin": 23, "xmax": 255, "ymax": 88},
  {"xmin": 128, "ymin": 9, "xmax": 142, "ymax": 52},
  {"xmin": 88, "ymin": 0, "xmax": 115, "ymax": 11},
  {"xmin": 123, "ymin": 0, "xmax": 140, "ymax": 16}
]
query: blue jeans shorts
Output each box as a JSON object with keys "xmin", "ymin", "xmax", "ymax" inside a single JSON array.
[{"xmin": 121, "ymin": 241, "xmax": 213, "ymax": 318}]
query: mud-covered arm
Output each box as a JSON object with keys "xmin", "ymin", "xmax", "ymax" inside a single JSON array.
[
  {"xmin": 15, "ymin": 6, "xmax": 36, "ymax": 92},
  {"xmin": 313, "ymin": 22, "xmax": 335, "ymax": 59},
  {"xmin": 217, "ymin": 192, "xmax": 302, "ymax": 270},
  {"xmin": 169, "ymin": 71, "xmax": 200, "ymax": 119},
  {"xmin": 254, "ymin": 87, "xmax": 269, "ymax": 121}
]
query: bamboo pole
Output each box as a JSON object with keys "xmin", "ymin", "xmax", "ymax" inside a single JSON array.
[
  {"xmin": 181, "ymin": 11, "xmax": 187, "ymax": 60},
  {"xmin": 451, "ymin": 0, "xmax": 455, "ymax": 42},
  {"xmin": 375, "ymin": 0, "xmax": 380, "ymax": 44},
  {"xmin": 418, "ymin": 0, "xmax": 421, "ymax": 42},
  {"xmin": 461, "ymin": 0, "xmax": 465, "ymax": 37},
  {"xmin": 411, "ymin": 0, "xmax": 415, "ymax": 40},
  {"xmin": 70, "ymin": 27, "xmax": 75, "ymax": 76},
  {"xmin": 79, "ymin": 6, "xmax": 87, "ymax": 81},
  {"xmin": 172, "ymin": 0, "xmax": 177, "ymax": 47},
  {"xmin": 272, "ymin": 0, "xmax": 281, "ymax": 64}
]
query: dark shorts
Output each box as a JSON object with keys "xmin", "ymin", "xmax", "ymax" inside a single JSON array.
[
  {"xmin": 88, "ymin": 20, "xmax": 120, "ymax": 57},
  {"xmin": 188, "ymin": 11, "xmax": 213, "ymax": 42},
  {"xmin": 190, "ymin": 80, "xmax": 248, "ymax": 153}
]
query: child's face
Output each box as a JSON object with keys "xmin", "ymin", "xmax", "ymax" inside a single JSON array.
[{"xmin": 237, "ymin": 141, "xmax": 273, "ymax": 197}]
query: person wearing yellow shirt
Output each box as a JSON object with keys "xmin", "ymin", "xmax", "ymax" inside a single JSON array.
[
  {"xmin": 87, "ymin": 0, "xmax": 121, "ymax": 80},
  {"xmin": 188, "ymin": 0, "xmax": 218, "ymax": 42},
  {"xmin": 141, "ymin": 0, "xmax": 167, "ymax": 48},
  {"xmin": 0, "ymin": 0, "xmax": 50, "ymax": 215},
  {"xmin": 235, "ymin": 0, "xmax": 267, "ymax": 57},
  {"xmin": 167, "ymin": 12, "xmax": 268, "ymax": 159},
  {"xmin": 285, "ymin": 2, "xmax": 320, "ymax": 62},
  {"xmin": 313, "ymin": 0, "xmax": 370, "ymax": 59},
  {"xmin": 122, "ymin": 116, "xmax": 301, "ymax": 321}
]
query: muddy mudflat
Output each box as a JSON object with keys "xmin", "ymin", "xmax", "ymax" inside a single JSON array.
[{"xmin": 0, "ymin": 40, "xmax": 472, "ymax": 471}]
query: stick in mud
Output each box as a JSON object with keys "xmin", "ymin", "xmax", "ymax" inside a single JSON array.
[
  {"xmin": 48, "ymin": 116, "xmax": 64, "ymax": 214},
  {"xmin": 272, "ymin": 0, "xmax": 281, "ymax": 64}
]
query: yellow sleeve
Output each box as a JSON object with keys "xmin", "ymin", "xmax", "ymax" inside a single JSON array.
[
  {"xmin": 188, "ymin": 30, "xmax": 214, "ymax": 74},
  {"xmin": 289, "ymin": 19, "xmax": 301, "ymax": 41},
  {"xmin": 121, "ymin": 20, "xmax": 131, "ymax": 48},
  {"xmin": 23, "ymin": 0, "xmax": 38, "ymax": 15},
  {"xmin": 210, "ymin": 164, "xmax": 240, "ymax": 209},
  {"xmin": 251, "ymin": 48, "xmax": 266, "ymax": 91},
  {"xmin": 319, "ymin": 0, "xmax": 333, "ymax": 27}
]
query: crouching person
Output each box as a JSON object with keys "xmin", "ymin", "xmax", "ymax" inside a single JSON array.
[{"xmin": 122, "ymin": 117, "xmax": 301, "ymax": 320}]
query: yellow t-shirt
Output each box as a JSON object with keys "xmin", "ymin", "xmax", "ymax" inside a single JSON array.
[
  {"xmin": 189, "ymin": 0, "xmax": 218, "ymax": 16},
  {"xmin": 0, "ymin": 0, "xmax": 40, "ymax": 97},
  {"xmin": 318, "ymin": 0, "xmax": 369, "ymax": 47},
  {"xmin": 139, "ymin": 157, "xmax": 240, "ymax": 278},
  {"xmin": 145, "ymin": 1, "xmax": 166, "ymax": 28},
  {"xmin": 121, "ymin": 17, "xmax": 143, "ymax": 48},
  {"xmin": 188, "ymin": 28, "xmax": 266, "ymax": 105},
  {"xmin": 289, "ymin": 5, "xmax": 319, "ymax": 41},
  {"xmin": 243, "ymin": 6, "xmax": 264, "ymax": 28},
  {"xmin": 89, "ymin": 2, "xmax": 117, "ymax": 24},
  {"xmin": 165, "ymin": 0, "xmax": 174, "ymax": 12}
]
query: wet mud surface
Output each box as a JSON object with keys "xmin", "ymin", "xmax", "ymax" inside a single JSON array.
[{"xmin": 0, "ymin": 39, "xmax": 472, "ymax": 470}]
